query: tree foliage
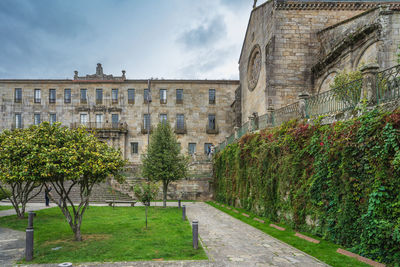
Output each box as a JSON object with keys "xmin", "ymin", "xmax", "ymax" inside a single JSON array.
[
  {"xmin": 330, "ymin": 69, "xmax": 363, "ymax": 107},
  {"xmin": 1, "ymin": 122, "xmax": 126, "ymax": 240},
  {"xmin": 214, "ymin": 108, "xmax": 400, "ymax": 264},
  {"xmin": 34, "ymin": 122, "xmax": 126, "ymax": 241},
  {"xmin": 0, "ymin": 127, "xmax": 43, "ymax": 218},
  {"xmin": 142, "ymin": 122, "xmax": 187, "ymax": 207}
]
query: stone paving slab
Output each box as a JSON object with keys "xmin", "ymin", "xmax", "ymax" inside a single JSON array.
[{"xmin": 0, "ymin": 227, "xmax": 25, "ymax": 267}]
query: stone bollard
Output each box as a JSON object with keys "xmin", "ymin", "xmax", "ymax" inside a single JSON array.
[
  {"xmin": 26, "ymin": 211, "xmax": 35, "ymax": 261},
  {"xmin": 192, "ymin": 220, "xmax": 199, "ymax": 249},
  {"xmin": 178, "ymin": 199, "xmax": 181, "ymax": 208},
  {"xmin": 182, "ymin": 205, "xmax": 186, "ymax": 221}
]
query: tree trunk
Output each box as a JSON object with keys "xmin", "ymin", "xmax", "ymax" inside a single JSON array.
[
  {"xmin": 74, "ymin": 223, "xmax": 82, "ymax": 241},
  {"xmin": 163, "ymin": 182, "xmax": 168, "ymax": 208}
]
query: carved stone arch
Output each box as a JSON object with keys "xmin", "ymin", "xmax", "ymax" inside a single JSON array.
[
  {"xmin": 353, "ymin": 38, "xmax": 381, "ymax": 70},
  {"xmin": 317, "ymin": 69, "xmax": 340, "ymax": 94},
  {"xmin": 247, "ymin": 44, "xmax": 262, "ymax": 91}
]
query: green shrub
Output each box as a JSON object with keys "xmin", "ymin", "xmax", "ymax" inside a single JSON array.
[
  {"xmin": 0, "ymin": 188, "xmax": 11, "ymax": 201},
  {"xmin": 213, "ymin": 108, "xmax": 400, "ymax": 264}
]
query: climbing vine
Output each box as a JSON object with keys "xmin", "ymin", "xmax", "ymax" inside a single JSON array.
[{"xmin": 213, "ymin": 108, "xmax": 400, "ymax": 264}]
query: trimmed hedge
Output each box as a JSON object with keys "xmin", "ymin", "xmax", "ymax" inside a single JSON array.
[{"xmin": 213, "ymin": 108, "xmax": 400, "ymax": 264}]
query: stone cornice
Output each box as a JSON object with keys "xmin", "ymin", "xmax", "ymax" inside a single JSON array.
[
  {"xmin": 275, "ymin": 1, "xmax": 400, "ymax": 11},
  {"xmin": 0, "ymin": 79, "xmax": 239, "ymax": 85}
]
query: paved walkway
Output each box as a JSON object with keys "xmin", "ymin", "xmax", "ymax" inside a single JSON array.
[{"xmin": 0, "ymin": 202, "xmax": 328, "ymax": 266}]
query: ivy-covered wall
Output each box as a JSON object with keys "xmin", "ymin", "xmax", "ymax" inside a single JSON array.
[{"xmin": 213, "ymin": 109, "xmax": 400, "ymax": 264}]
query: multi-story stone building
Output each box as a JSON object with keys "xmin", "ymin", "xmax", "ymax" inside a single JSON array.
[
  {"xmin": 0, "ymin": 63, "xmax": 239, "ymax": 164},
  {"xmin": 0, "ymin": 64, "xmax": 238, "ymax": 200}
]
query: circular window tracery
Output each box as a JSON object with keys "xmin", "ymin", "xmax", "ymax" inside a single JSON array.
[{"xmin": 247, "ymin": 45, "xmax": 261, "ymax": 91}]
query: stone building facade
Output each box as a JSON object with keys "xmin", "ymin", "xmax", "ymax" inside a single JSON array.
[
  {"xmin": 0, "ymin": 64, "xmax": 238, "ymax": 163},
  {"xmin": 0, "ymin": 64, "xmax": 238, "ymax": 200},
  {"xmin": 239, "ymin": 0, "xmax": 400, "ymax": 123}
]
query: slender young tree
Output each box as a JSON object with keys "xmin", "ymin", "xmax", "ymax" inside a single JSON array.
[
  {"xmin": 142, "ymin": 122, "xmax": 188, "ymax": 208},
  {"xmin": 0, "ymin": 128, "xmax": 43, "ymax": 218},
  {"xmin": 133, "ymin": 181, "xmax": 159, "ymax": 229}
]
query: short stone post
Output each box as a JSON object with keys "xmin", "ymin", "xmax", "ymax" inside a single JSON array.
[
  {"xmin": 298, "ymin": 92, "xmax": 310, "ymax": 119},
  {"xmin": 182, "ymin": 205, "xmax": 186, "ymax": 221},
  {"xmin": 360, "ymin": 63, "xmax": 380, "ymax": 105},
  {"xmin": 26, "ymin": 211, "xmax": 35, "ymax": 261},
  {"xmin": 178, "ymin": 199, "xmax": 181, "ymax": 208},
  {"xmin": 192, "ymin": 220, "xmax": 199, "ymax": 249},
  {"xmin": 267, "ymin": 106, "xmax": 274, "ymax": 126}
]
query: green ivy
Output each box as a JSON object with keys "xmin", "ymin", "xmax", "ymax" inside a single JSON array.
[{"xmin": 213, "ymin": 108, "xmax": 400, "ymax": 264}]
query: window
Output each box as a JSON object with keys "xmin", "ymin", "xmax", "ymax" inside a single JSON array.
[
  {"xmin": 143, "ymin": 114, "xmax": 150, "ymax": 131},
  {"xmin": 208, "ymin": 114, "xmax": 216, "ymax": 130},
  {"xmin": 131, "ymin": 142, "xmax": 139, "ymax": 154},
  {"xmin": 49, "ymin": 89, "xmax": 56, "ymax": 104},
  {"xmin": 112, "ymin": 89, "xmax": 118, "ymax": 104},
  {"xmin": 176, "ymin": 89, "xmax": 183, "ymax": 104},
  {"xmin": 15, "ymin": 88, "xmax": 22, "ymax": 103},
  {"xmin": 80, "ymin": 114, "xmax": 88, "ymax": 125},
  {"xmin": 15, "ymin": 113, "xmax": 22, "ymax": 129},
  {"xmin": 96, "ymin": 89, "xmax": 103, "ymax": 104},
  {"xmin": 112, "ymin": 114, "xmax": 119, "ymax": 128},
  {"xmin": 34, "ymin": 89, "xmax": 41, "ymax": 103},
  {"xmin": 34, "ymin": 114, "xmax": 41, "ymax": 125},
  {"xmin": 49, "ymin": 113, "xmax": 56, "ymax": 125},
  {"xmin": 128, "ymin": 89, "xmax": 135, "ymax": 104},
  {"xmin": 160, "ymin": 114, "xmax": 168, "ymax": 124},
  {"xmin": 176, "ymin": 114, "xmax": 185, "ymax": 130},
  {"xmin": 160, "ymin": 89, "xmax": 167, "ymax": 104},
  {"xmin": 204, "ymin": 143, "xmax": 212, "ymax": 154},
  {"xmin": 64, "ymin": 89, "xmax": 71, "ymax": 103},
  {"xmin": 95, "ymin": 114, "xmax": 103, "ymax": 128},
  {"xmin": 209, "ymin": 89, "xmax": 216, "ymax": 104},
  {"xmin": 188, "ymin": 143, "xmax": 196, "ymax": 155},
  {"xmin": 80, "ymin": 89, "xmax": 87, "ymax": 104},
  {"xmin": 144, "ymin": 89, "xmax": 151, "ymax": 103}
]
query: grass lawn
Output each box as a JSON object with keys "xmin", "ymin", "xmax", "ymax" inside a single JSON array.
[
  {"xmin": 207, "ymin": 202, "xmax": 369, "ymax": 267},
  {"xmin": 0, "ymin": 205, "xmax": 13, "ymax": 211},
  {"xmin": 0, "ymin": 206, "xmax": 207, "ymax": 264}
]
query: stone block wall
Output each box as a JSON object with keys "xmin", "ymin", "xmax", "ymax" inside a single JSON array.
[{"xmin": 238, "ymin": 1, "xmax": 399, "ymax": 123}]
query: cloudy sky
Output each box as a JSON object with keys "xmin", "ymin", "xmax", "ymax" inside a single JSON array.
[{"xmin": 0, "ymin": 0, "xmax": 253, "ymax": 80}]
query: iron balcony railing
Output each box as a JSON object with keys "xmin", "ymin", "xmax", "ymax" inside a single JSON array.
[
  {"xmin": 71, "ymin": 122, "xmax": 128, "ymax": 131},
  {"xmin": 306, "ymin": 78, "xmax": 362, "ymax": 118},
  {"xmin": 376, "ymin": 64, "xmax": 400, "ymax": 104}
]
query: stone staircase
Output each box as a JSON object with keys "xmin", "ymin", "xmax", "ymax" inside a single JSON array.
[
  {"xmin": 27, "ymin": 181, "xmax": 133, "ymax": 204},
  {"xmin": 5, "ymin": 156, "xmax": 214, "ymax": 204}
]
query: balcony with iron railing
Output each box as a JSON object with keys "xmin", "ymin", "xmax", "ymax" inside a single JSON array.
[
  {"xmin": 70, "ymin": 121, "xmax": 128, "ymax": 132},
  {"xmin": 140, "ymin": 123, "xmax": 153, "ymax": 134},
  {"xmin": 206, "ymin": 124, "xmax": 219, "ymax": 134},
  {"xmin": 174, "ymin": 123, "xmax": 187, "ymax": 134}
]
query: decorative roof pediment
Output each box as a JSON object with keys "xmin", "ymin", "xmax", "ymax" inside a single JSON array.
[{"xmin": 74, "ymin": 63, "xmax": 126, "ymax": 81}]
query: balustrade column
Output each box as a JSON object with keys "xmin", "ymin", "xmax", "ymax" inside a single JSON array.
[
  {"xmin": 360, "ymin": 63, "xmax": 380, "ymax": 105},
  {"xmin": 298, "ymin": 92, "xmax": 310, "ymax": 119}
]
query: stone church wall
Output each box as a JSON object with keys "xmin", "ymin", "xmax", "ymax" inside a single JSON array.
[
  {"xmin": 313, "ymin": 8, "xmax": 400, "ymax": 94},
  {"xmin": 239, "ymin": 0, "xmax": 367, "ymax": 123}
]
